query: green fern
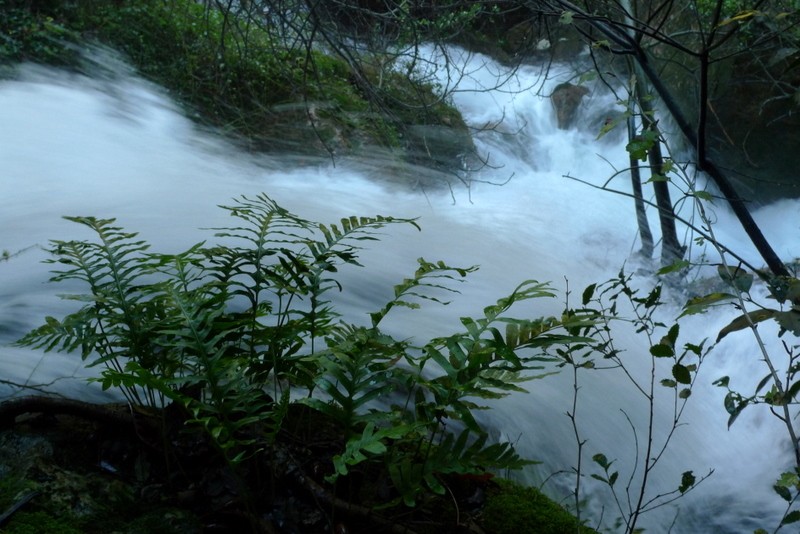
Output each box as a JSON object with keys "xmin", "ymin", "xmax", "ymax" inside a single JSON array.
[
  {"xmin": 17, "ymin": 194, "xmax": 600, "ymax": 511},
  {"xmin": 368, "ymin": 257, "xmax": 476, "ymax": 327},
  {"xmin": 18, "ymin": 216, "xmax": 161, "ymax": 405},
  {"xmin": 329, "ymin": 422, "xmax": 416, "ymax": 481},
  {"xmin": 301, "ymin": 324, "xmax": 405, "ymax": 436},
  {"xmin": 205, "ymin": 194, "xmax": 420, "ymax": 393},
  {"xmin": 316, "ymin": 273, "xmax": 592, "ymax": 503},
  {"xmin": 413, "ymin": 280, "xmax": 569, "ymax": 433},
  {"xmin": 387, "ymin": 428, "xmax": 536, "ymax": 506}
]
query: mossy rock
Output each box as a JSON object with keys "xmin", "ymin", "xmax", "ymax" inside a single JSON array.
[
  {"xmin": 482, "ymin": 479, "xmax": 598, "ymax": 534},
  {"xmin": 0, "ymin": 417, "xmax": 200, "ymax": 534},
  {"xmin": 0, "ymin": 0, "xmax": 474, "ymax": 182}
]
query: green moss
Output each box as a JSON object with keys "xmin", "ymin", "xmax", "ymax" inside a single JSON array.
[
  {"xmin": 0, "ymin": 474, "xmax": 32, "ymax": 513},
  {"xmin": 482, "ymin": 479, "xmax": 597, "ymax": 534},
  {"xmin": 3, "ymin": 511, "xmax": 83, "ymax": 534},
  {"xmin": 3, "ymin": 507, "xmax": 196, "ymax": 534},
  {"xmin": 0, "ymin": 473, "xmax": 79, "ymax": 534},
  {"xmin": 0, "ymin": 472, "xmax": 198, "ymax": 534}
]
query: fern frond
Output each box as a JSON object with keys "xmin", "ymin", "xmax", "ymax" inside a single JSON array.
[
  {"xmin": 57, "ymin": 216, "xmax": 152, "ymax": 294},
  {"xmin": 215, "ymin": 193, "xmax": 313, "ymax": 248},
  {"xmin": 16, "ymin": 312, "xmax": 98, "ymax": 358},
  {"xmin": 370, "ymin": 258, "xmax": 477, "ymax": 328},
  {"xmin": 388, "ymin": 428, "xmax": 535, "ymax": 506}
]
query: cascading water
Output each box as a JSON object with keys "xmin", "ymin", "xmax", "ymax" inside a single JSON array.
[{"xmin": 1, "ymin": 50, "xmax": 797, "ymax": 532}]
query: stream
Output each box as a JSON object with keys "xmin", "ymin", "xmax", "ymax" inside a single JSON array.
[{"xmin": 2, "ymin": 49, "xmax": 799, "ymax": 532}]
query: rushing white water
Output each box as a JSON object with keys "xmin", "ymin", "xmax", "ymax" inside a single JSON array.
[{"xmin": 1, "ymin": 51, "xmax": 798, "ymax": 532}]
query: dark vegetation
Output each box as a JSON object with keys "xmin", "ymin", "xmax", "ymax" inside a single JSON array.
[{"xmin": 0, "ymin": 401, "xmax": 575, "ymax": 533}]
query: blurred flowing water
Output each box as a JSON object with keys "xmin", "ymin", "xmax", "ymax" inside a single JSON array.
[{"xmin": 1, "ymin": 51, "xmax": 799, "ymax": 532}]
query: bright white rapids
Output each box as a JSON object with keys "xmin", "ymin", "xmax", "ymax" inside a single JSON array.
[{"xmin": 1, "ymin": 49, "xmax": 798, "ymax": 533}]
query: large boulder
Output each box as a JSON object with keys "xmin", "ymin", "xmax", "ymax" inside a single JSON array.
[{"xmin": 551, "ymin": 83, "xmax": 590, "ymax": 129}]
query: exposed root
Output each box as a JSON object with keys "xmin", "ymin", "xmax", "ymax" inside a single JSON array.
[{"xmin": 0, "ymin": 396, "xmax": 138, "ymax": 429}]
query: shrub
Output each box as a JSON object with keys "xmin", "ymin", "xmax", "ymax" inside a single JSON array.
[{"xmin": 17, "ymin": 194, "xmax": 594, "ymax": 514}]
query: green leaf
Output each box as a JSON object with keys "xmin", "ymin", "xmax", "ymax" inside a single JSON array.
[
  {"xmin": 777, "ymin": 471, "xmax": 800, "ymax": 488},
  {"xmin": 767, "ymin": 386, "xmax": 789, "ymax": 407},
  {"xmin": 775, "ymin": 310, "xmax": 800, "ymax": 336},
  {"xmin": 657, "ymin": 260, "xmax": 690, "ymax": 275},
  {"xmin": 725, "ymin": 394, "xmax": 749, "ymax": 429},
  {"xmin": 755, "ymin": 373, "xmax": 773, "ymax": 395},
  {"xmin": 672, "ymin": 364, "xmax": 692, "ymax": 385},
  {"xmin": 717, "ymin": 265, "xmax": 754, "ymax": 293},
  {"xmin": 774, "ymin": 484, "xmax": 792, "ymax": 502},
  {"xmin": 660, "ymin": 379, "xmax": 677, "ymax": 388},
  {"xmin": 717, "ymin": 309, "xmax": 777, "ymax": 342},
  {"xmin": 781, "ymin": 510, "xmax": 800, "ymax": 525},
  {"xmin": 582, "ymin": 283, "xmax": 596, "ymax": 305},
  {"xmin": 559, "ymin": 11, "xmax": 574, "ymax": 24},
  {"xmin": 595, "ymin": 113, "xmax": 621, "ymax": 139},
  {"xmin": 328, "ymin": 422, "xmax": 416, "ymax": 482},
  {"xmin": 578, "ymin": 70, "xmax": 598, "ymax": 84},
  {"xmin": 592, "ymin": 453, "xmax": 611, "ymax": 469},
  {"xmin": 679, "ymin": 471, "xmax": 695, "ymax": 494},
  {"xmin": 680, "ymin": 292, "xmax": 736, "ymax": 317},
  {"xmin": 650, "ymin": 343, "xmax": 674, "ymax": 357},
  {"xmin": 626, "ymin": 129, "xmax": 659, "ymax": 161},
  {"xmin": 666, "ymin": 323, "xmax": 680, "ymax": 346},
  {"xmin": 724, "ymin": 392, "xmax": 737, "ymax": 414},
  {"xmin": 424, "ymin": 472, "xmax": 446, "ymax": 495},
  {"xmin": 785, "ymin": 279, "xmax": 800, "ymax": 305},
  {"xmin": 718, "ymin": 9, "xmax": 760, "ymax": 27}
]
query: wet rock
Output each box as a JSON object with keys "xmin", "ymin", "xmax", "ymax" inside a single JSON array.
[{"xmin": 551, "ymin": 82, "xmax": 590, "ymax": 129}]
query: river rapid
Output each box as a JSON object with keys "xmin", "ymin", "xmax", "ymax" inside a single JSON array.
[{"xmin": 2, "ymin": 48, "xmax": 799, "ymax": 532}]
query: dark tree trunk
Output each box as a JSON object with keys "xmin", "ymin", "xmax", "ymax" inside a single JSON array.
[
  {"xmin": 635, "ymin": 84, "xmax": 683, "ymax": 265},
  {"xmin": 628, "ymin": 118, "xmax": 654, "ymax": 259},
  {"xmin": 648, "ymin": 138, "xmax": 683, "ymax": 265}
]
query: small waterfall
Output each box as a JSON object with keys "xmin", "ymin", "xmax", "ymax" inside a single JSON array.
[{"xmin": 1, "ymin": 51, "xmax": 797, "ymax": 532}]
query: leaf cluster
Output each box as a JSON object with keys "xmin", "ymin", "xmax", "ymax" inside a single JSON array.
[
  {"xmin": 557, "ymin": 271, "xmax": 711, "ymax": 530},
  {"xmin": 16, "ymin": 194, "xmax": 592, "ymax": 510},
  {"xmin": 697, "ymin": 265, "xmax": 800, "ymax": 426},
  {"xmin": 681, "ymin": 262, "xmax": 800, "ymax": 529}
]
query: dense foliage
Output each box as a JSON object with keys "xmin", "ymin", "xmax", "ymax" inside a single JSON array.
[{"xmin": 15, "ymin": 195, "xmax": 600, "ymax": 531}]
